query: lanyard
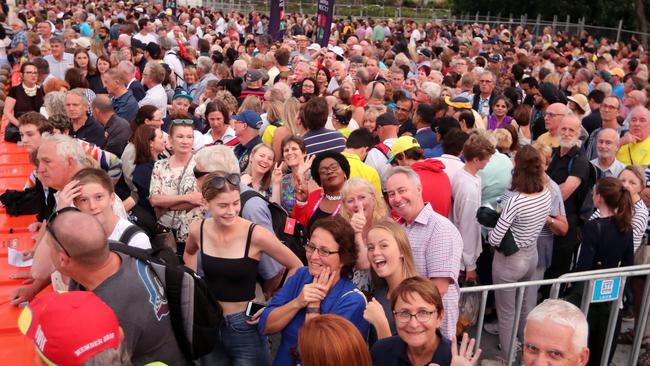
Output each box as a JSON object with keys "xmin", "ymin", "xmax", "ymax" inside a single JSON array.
[{"xmin": 311, "ymin": 193, "xmax": 342, "ymax": 217}]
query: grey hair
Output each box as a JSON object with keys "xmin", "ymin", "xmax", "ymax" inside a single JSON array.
[
  {"xmin": 66, "ymin": 88, "xmax": 89, "ymax": 105},
  {"xmin": 597, "ymin": 128, "xmax": 620, "ymax": 145},
  {"xmin": 271, "ymin": 82, "xmax": 292, "ymax": 102},
  {"xmin": 44, "ymin": 91, "xmax": 67, "ymax": 117},
  {"xmin": 83, "ymin": 343, "xmax": 131, "ymax": 366},
  {"xmin": 596, "ymin": 82, "xmax": 612, "ymax": 97},
  {"xmin": 40, "ymin": 133, "xmax": 87, "ymax": 167},
  {"xmin": 117, "ymin": 60, "xmax": 136, "ymax": 76},
  {"xmin": 196, "ymin": 56, "xmax": 213, "ymax": 74},
  {"xmin": 194, "ymin": 145, "xmax": 240, "ymax": 175},
  {"xmin": 630, "ymin": 105, "xmax": 650, "ymax": 121},
  {"xmin": 420, "ymin": 82, "xmax": 441, "ymax": 100},
  {"xmin": 387, "ymin": 166, "xmax": 421, "ymax": 187},
  {"xmin": 525, "ymin": 299, "xmax": 588, "ymax": 353}
]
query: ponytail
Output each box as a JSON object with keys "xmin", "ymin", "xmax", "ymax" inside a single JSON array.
[{"xmin": 595, "ymin": 177, "xmax": 633, "ymax": 232}]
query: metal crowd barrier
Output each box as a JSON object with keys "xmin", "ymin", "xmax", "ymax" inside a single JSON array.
[{"xmin": 459, "ymin": 264, "xmax": 650, "ymax": 365}]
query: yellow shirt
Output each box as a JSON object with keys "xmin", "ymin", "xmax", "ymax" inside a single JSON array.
[
  {"xmin": 341, "ymin": 152, "xmax": 383, "ymax": 197},
  {"xmin": 616, "ymin": 136, "xmax": 650, "ymax": 165},
  {"xmin": 536, "ymin": 132, "xmax": 559, "ymax": 148}
]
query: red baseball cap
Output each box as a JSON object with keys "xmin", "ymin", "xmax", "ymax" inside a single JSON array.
[{"xmin": 18, "ymin": 291, "xmax": 121, "ymax": 366}]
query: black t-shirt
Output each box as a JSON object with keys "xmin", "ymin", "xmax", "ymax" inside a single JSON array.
[
  {"xmin": 71, "ymin": 115, "xmax": 105, "ymax": 147},
  {"xmin": 8, "ymin": 84, "xmax": 44, "ymax": 118},
  {"xmin": 547, "ymin": 146, "xmax": 590, "ymax": 219},
  {"xmin": 371, "ymin": 330, "xmax": 452, "ymax": 366},
  {"xmin": 398, "ymin": 118, "xmax": 417, "ymax": 137}
]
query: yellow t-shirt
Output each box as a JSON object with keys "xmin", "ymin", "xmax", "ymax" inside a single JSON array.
[
  {"xmin": 616, "ymin": 136, "xmax": 650, "ymax": 165},
  {"xmin": 536, "ymin": 132, "xmax": 559, "ymax": 148},
  {"xmin": 341, "ymin": 152, "xmax": 383, "ymax": 197}
]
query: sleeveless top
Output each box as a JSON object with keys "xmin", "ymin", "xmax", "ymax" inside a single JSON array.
[{"xmin": 200, "ymin": 220, "xmax": 259, "ymax": 302}]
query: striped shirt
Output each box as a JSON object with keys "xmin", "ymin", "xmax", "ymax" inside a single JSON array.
[
  {"xmin": 591, "ymin": 199, "xmax": 648, "ymax": 251},
  {"xmin": 303, "ymin": 128, "xmax": 346, "ymax": 155},
  {"xmin": 489, "ymin": 190, "xmax": 552, "ymax": 248},
  {"xmin": 401, "ymin": 203, "xmax": 463, "ymax": 340}
]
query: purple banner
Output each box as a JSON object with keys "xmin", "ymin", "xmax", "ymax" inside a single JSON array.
[
  {"xmin": 316, "ymin": 0, "xmax": 335, "ymax": 47},
  {"xmin": 268, "ymin": 0, "xmax": 285, "ymax": 41}
]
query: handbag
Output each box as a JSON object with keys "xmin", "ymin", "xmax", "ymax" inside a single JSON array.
[
  {"xmin": 634, "ymin": 236, "xmax": 650, "ymax": 265},
  {"xmin": 476, "ymin": 206, "xmax": 519, "ymax": 256},
  {"xmin": 4, "ymin": 123, "xmax": 20, "ymax": 143}
]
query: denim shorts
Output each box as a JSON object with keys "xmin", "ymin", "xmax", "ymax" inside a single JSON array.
[{"xmin": 201, "ymin": 311, "xmax": 270, "ymax": 366}]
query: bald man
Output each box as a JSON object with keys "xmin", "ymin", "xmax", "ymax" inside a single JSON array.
[
  {"xmin": 618, "ymin": 106, "xmax": 650, "ymax": 165},
  {"xmin": 48, "ymin": 210, "xmax": 187, "ymax": 365},
  {"xmin": 537, "ymin": 103, "xmax": 569, "ymax": 148},
  {"xmin": 623, "ymin": 90, "xmax": 648, "ymax": 128},
  {"xmin": 591, "ymin": 128, "xmax": 625, "ymax": 177},
  {"xmin": 91, "ymin": 94, "xmax": 130, "ymax": 156},
  {"xmin": 585, "ymin": 96, "xmax": 623, "ymax": 160}
]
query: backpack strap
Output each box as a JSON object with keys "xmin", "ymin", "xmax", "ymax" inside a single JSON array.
[
  {"xmin": 240, "ymin": 189, "xmax": 267, "ymax": 210},
  {"xmin": 374, "ymin": 142, "xmax": 390, "ymax": 158},
  {"xmin": 118, "ymin": 224, "xmax": 145, "ymax": 246},
  {"xmin": 164, "ymin": 265, "xmax": 193, "ymax": 358},
  {"xmin": 244, "ymin": 224, "xmax": 256, "ymax": 259}
]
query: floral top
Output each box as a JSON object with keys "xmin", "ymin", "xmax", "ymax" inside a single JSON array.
[
  {"xmin": 280, "ymin": 173, "xmax": 296, "ymax": 215},
  {"xmin": 150, "ymin": 157, "xmax": 204, "ymax": 242}
]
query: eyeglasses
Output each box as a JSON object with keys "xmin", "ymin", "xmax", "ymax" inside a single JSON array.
[
  {"xmin": 207, "ymin": 173, "xmax": 241, "ymax": 189},
  {"xmin": 544, "ymin": 112, "xmax": 565, "ymax": 119},
  {"xmin": 393, "ymin": 309, "xmax": 437, "ymax": 324},
  {"xmin": 193, "ymin": 166, "xmax": 210, "ymax": 179},
  {"xmin": 172, "ymin": 119, "xmax": 194, "ymax": 126},
  {"xmin": 318, "ymin": 162, "xmax": 341, "ymax": 175},
  {"xmin": 304, "ymin": 241, "xmax": 339, "ymax": 257},
  {"xmin": 46, "ymin": 207, "xmax": 81, "ymax": 257},
  {"xmin": 601, "ymin": 103, "xmax": 619, "ymax": 111}
]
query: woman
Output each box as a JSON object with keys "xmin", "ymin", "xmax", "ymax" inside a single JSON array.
[
  {"xmin": 271, "ymin": 136, "xmax": 313, "ymax": 215},
  {"xmin": 197, "ymin": 100, "xmax": 237, "ymax": 149},
  {"xmin": 88, "ymin": 54, "xmax": 110, "ymax": 94},
  {"xmin": 362, "ymin": 106, "xmax": 382, "ymax": 137},
  {"xmin": 261, "ymin": 100, "xmax": 284, "ymax": 146},
  {"xmin": 242, "ymin": 143, "xmax": 275, "ymax": 197},
  {"xmin": 73, "ymin": 49, "xmax": 95, "ymax": 78},
  {"xmin": 149, "ymin": 119, "xmax": 204, "ymax": 252},
  {"xmin": 297, "ymin": 314, "xmax": 372, "ymax": 366},
  {"xmin": 258, "ymin": 215, "xmax": 369, "ymax": 366},
  {"xmin": 486, "ymin": 96, "xmax": 514, "ymax": 131},
  {"xmin": 194, "ymin": 79, "xmax": 220, "ymax": 119},
  {"xmin": 131, "ymin": 124, "xmax": 167, "ymax": 235},
  {"xmin": 4, "ymin": 62, "xmax": 44, "ymax": 140},
  {"xmin": 487, "ymin": 145, "xmax": 552, "ymax": 363},
  {"xmin": 292, "ymin": 151, "xmax": 350, "ymax": 233},
  {"xmin": 512, "ymin": 104, "xmax": 532, "ymax": 146},
  {"xmin": 574, "ymin": 177, "xmax": 634, "ymax": 366},
  {"xmin": 71, "ymin": 168, "xmax": 152, "ymax": 249},
  {"xmin": 370, "ymin": 277, "xmax": 481, "ymax": 366},
  {"xmin": 184, "ymin": 171, "xmax": 302, "ymax": 366},
  {"xmin": 316, "ymin": 67, "xmax": 331, "ymax": 96},
  {"xmin": 339, "ymin": 178, "xmax": 388, "ymax": 290},
  {"xmin": 271, "ymin": 97, "xmax": 303, "ymax": 161},
  {"xmin": 64, "ymin": 67, "xmax": 96, "ymax": 108},
  {"xmin": 363, "ymin": 219, "xmax": 418, "ymax": 340},
  {"xmin": 331, "ymin": 104, "xmax": 354, "ymax": 139},
  {"xmin": 298, "ymin": 77, "xmax": 319, "ymax": 102}
]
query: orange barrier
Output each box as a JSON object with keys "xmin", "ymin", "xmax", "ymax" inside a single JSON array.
[
  {"xmin": 0, "ymin": 165, "xmax": 33, "ymax": 178},
  {"xmin": 0, "ymin": 154, "xmax": 31, "ymax": 166}
]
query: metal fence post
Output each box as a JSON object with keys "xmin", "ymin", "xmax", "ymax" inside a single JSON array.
[
  {"xmin": 475, "ymin": 11, "xmax": 479, "ymax": 23},
  {"xmin": 535, "ymin": 14, "xmax": 541, "ymax": 39},
  {"xmin": 601, "ymin": 277, "xmax": 626, "ymax": 365},
  {"xmin": 507, "ymin": 287, "xmax": 526, "ymax": 365},
  {"xmin": 552, "ymin": 14, "xmax": 557, "ymax": 33},
  {"xmin": 616, "ymin": 19, "xmax": 623, "ymax": 43},
  {"xmin": 565, "ymin": 15, "xmax": 570, "ymax": 33},
  {"xmin": 629, "ymin": 274, "xmax": 650, "ymax": 365}
]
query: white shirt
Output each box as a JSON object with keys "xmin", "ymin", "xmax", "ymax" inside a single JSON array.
[
  {"xmin": 44, "ymin": 53, "xmax": 74, "ymax": 80},
  {"xmin": 215, "ymin": 17, "xmax": 226, "ymax": 34},
  {"xmin": 133, "ymin": 32, "xmax": 159, "ymax": 45},
  {"xmin": 365, "ymin": 138, "xmax": 396, "ymax": 190},
  {"xmin": 435, "ymin": 154, "xmax": 465, "ymax": 182},
  {"xmin": 450, "ymin": 168, "xmax": 482, "ymax": 271},
  {"xmin": 591, "ymin": 158, "xmax": 625, "ymax": 178},
  {"xmin": 139, "ymin": 84, "xmax": 168, "ymax": 118},
  {"xmin": 109, "ymin": 217, "xmax": 152, "ymax": 250},
  {"xmin": 163, "ymin": 51, "xmax": 185, "ymax": 87},
  {"xmin": 194, "ymin": 126, "xmax": 237, "ymax": 150}
]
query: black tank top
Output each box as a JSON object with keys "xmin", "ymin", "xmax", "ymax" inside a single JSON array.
[{"xmin": 200, "ymin": 220, "xmax": 260, "ymax": 302}]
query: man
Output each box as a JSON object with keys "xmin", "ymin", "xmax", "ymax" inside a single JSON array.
[
  {"xmin": 531, "ymin": 82, "xmax": 565, "ymax": 140},
  {"xmin": 65, "ymin": 89, "xmax": 104, "ymax": 147},
  {"xmin": 617, "ymin": 106, "xmax": 650, "ymax": 165},
  {"xmin": 394, "ymin": 95, "xmax": 416, "ymax": 137},
  {"xmin": 622, "ymin": 90, "xmax": 647, "ymax": 128},
  {"xmin": 8, "ymin": 19, "xmax": 27, "ymax": 63},
  {"xmin": 434, "ymin": 128, "xmax": 469, "ymax": 180},
  {"xmin": 327, "ymin": 61, "xmax": 348, "ymax": 94},
  {"xmin": 365, "ymin": 58, "xmax": 386, "ymax": 82},
  {"xmin": 582, "ymin": 89, "xmax": 605, "ymax": 136},
  {"xmin": 537, "ymin": 103, "xmax": 569, "ymax": 148},
  {"xmin": 365, "ymin": 111, "xmax": 400, "ymax": 190},
  {"xmin": 546, "ymin": 114, "xmax": 591, "ymax": 282},
  {"xmin": 233, "ymin": 110, "xmax": 263, "ymax": 172},
  {"xmin": 585, "ymin": 95, "xmax": 622, "ymax": 160},
  {"xmin": 192, "ymin": 56, "xmax": 217, "ymax": 100},
  {"xmin": 290, "ymin": 35, "xmax": 310, "ymax": 60},
  {"xmin": 451, "ymin": 133, "xmax": 495, "ymax": 283},
  {"xmin": 263, "ymin": 52, "xmax": 279, "ymax": 87},
  {"xmin": 472, "ymin": 71, "xmax": 498, "ymax": 119},
  {"xmin": 133, "ymin": 18, "xmax": 158, "ymax": 45},
  {"xmin": 389, "ymin": 66, "xmax": 405, "ymax": 91},
  {"xmin": 385, "ymin": 166, "xmax": 463, "ymax": 340},
  {"xmin": 103, "ymin": 68, "xmax": 139, "ymax": 124},
  {"xmin": 46, "ymin": 209, "xmax": 187, "ymax": 364},
  {"xmin": 341, "ymin": 129, "xmax": 382, "ymax": 196},
  {"xmin": 413, "ymin": 104, "xmax": 437, "ymax": 151},
  {"xmin": 523, "ymin": 299, "xmax": 589, "ymax": 366},
  {"xmin": 118, "ymin": 61, "xmax": 146, "ymax": 102},
  {"xmin": 239, "ymin": 69, "xmax": 268, "ymax": 104},
  {"xmin": 160, "ymin": 36, "xmax": 184, "ymax": 88},
  {"xmin": 91, "ymin": 95, "xmax": 130, "ymax": 156},
  {"xmin": 32, "ymin": 57, "xmax": 54, "ymax": 89},
  {"xmin": 610, "ymin": 67, "xmax": 625, "ymax": 99},
  {"xmin": 388, "ymin": 136, "xmax": 452, "ymax": 217},
  {"xmin": 591, "ymin": 128, "xmax": 625, "ymax": 177},
  {"xmin": 36, "ymin": 21, "xmax": 53, "ymax": 48},
  {"xmin": 365, "ymin": 81, "xmax": 387, "ymax": 110},
  {"xmin": 162, "ymin": 90, "xmax": 204, "ymax": 133},
  {"xmin": 301, "ymin": 97, "xmax": 346, "ymax": 155},
  {"xmin": 426, "ymin": 116, "xmax": 460, "ymax": 158},
  {"xmin": 44, "ymin": 37, "xmax": 73, "ymax": 79},
  {"xmin": 19, "ymin": 291, "xmax": 127, "ymax": 366},
  {"xmin": 139, "ymin": 62, "xmax": 168, "ymax": 118}
]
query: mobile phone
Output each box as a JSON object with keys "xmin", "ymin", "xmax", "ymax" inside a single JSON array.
[{"xmin": 245, "ymin": 301, "xmax": 266, "ymax": 317}]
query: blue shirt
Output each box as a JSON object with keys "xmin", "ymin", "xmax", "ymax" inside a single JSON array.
[
  {"xmin": 303, "ymin": 128, "xmax": 346, "ymax": 155},
  {"xmin": 371, "ymin": 330, "xmax": 452, "ymax": 366},
  {"xmin": 112, "ymin": 90, "xmax": 139, "ymax": 124},
  {"xmin": 258, "ymin": 267, "xmax": 368, "ymax": 366},
  {"xmin": 415, "ymin": 127, "xmax": 438, "ymax": 150}
]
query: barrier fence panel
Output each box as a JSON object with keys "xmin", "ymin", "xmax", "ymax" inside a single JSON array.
[{"xmin": 459, "ymin": 264, "xmax": 650, "ymax": 365}]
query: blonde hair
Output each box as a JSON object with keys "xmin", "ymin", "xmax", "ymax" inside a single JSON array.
[
  {"xmin": 369, "ymin": 219, "xmax": 418, "ymax": 285},
  {"xmin": 340, "ymin": 178, "xmax": 387, "ymax": 224},
  {"xmin": 244, "ymin": 143, "xmax": 274, "ymax": 191},
  {"xmin": 238, "ymin": 95, "xmax": 263, "ymax": 114},
  {"xmin": 493, "ymin": 128, "xmax": 513, "ymax": 153},
  {"xmin": 266, "ymin": 101, "xmax": 284, "ymax": 124},
  {"xmin": 282, "ymin": 97, "xmax": 301, "ymax": 136}
]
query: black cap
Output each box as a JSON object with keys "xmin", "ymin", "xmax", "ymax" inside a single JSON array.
[{"xmin": 376, "ymin": 111, "xmax": 400, "ymax": 126}]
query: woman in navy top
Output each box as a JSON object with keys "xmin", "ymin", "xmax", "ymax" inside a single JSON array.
[
  {"xmin": 371, "ymin": 277, "xmax": 481, "ymax": 366},
  {"xmin": 258, "ymin": 215, "xmax": 369, "ymax": 366}
]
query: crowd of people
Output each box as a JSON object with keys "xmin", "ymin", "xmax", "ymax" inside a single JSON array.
[{"xmin": 2, "ymin": 0, "xmax": 650, "ymax": 365}]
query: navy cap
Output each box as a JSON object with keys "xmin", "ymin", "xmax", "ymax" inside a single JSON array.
[
  {"xmin": 172, "ymin": 90, "xmax": 193, "ymax": 103},
  {"xmin": 231, "ymin": 110, "xmax": 262, "ymax": 129}
]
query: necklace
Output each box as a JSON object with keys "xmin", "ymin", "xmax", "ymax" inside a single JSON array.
[{"xmin": 325, "ymin": 193, "xmax": 341, "ymax": 201}]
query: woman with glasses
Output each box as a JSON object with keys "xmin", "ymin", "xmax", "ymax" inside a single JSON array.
[
  {"xmin": 149, "ymin": 119, "xmax": 203, "ymax": 253},
  {"xmin": 259, "ymin": 215, "xmax": 369, "ymax": 366},
  {"xmin": 3, "ymin": 62, "xmax": 44, "ymax": 141},
  {"xmin": 292, "ymin": 151, "xmax": 351, "ymax": 234},
  {"xmin": 183, "ymin": 171, "xmax": 302, "ymax": 366},
  {"xmin": 371, "ymin": 276, "xmax": 481, "ymax": 366}
]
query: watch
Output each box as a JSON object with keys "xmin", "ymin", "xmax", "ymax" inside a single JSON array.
[{"xmin": 305, "ymin": 307, "xmax": 320, "ymax": 314}]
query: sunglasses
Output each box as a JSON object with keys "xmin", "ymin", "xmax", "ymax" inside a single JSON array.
[
  {"xmin": 172, "ymin": 119, "xmax": 194, "ymax": 126},
  {"xmin": 46, "ymin": 206, "xmax": 81, "ymax": 257},
  {"xmin": 207, "ymin": 173, "xmax": 241, "ymax": 190},
  {"xmin": 193, "ymin": 166, "xmax": 209, "ymax": 179}
]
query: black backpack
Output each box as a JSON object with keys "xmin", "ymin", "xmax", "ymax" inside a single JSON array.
[
  {"xmin": 108, "ymin": 242, "xmax": 223, "ymax": 361},
  {"xmin": 240, "ymin": 190, "xmax": 308, "ymax": 264}
]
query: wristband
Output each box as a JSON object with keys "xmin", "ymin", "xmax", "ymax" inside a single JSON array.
[{"xmin": 305, "ymin": 307, "xmax": 320, "ymax": 314}]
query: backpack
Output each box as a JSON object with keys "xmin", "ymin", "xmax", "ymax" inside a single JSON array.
[
  {"xmin": 118, "ymin": 224, "xmax": 146, "ymax": 246},
  {"xmin": 108, "ymin": 242, "xmax": 223, "ymax": 361},
  {"xmin": 554, "ymin": 152, "xmax": 599, "ymax": 225},
  {"xmin": 240, "ymin": 190, "xmax": 308, "ymax": 264}
]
